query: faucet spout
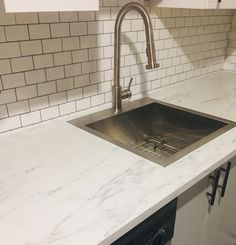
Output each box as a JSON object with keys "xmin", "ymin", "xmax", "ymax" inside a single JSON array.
[{"xmin": 112, "ymin": 2, "xmax": 159, "ymax": 113}]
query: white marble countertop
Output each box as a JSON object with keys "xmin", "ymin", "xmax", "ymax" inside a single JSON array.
[{"xmin": 1, "ymin": 70, "xmax": 236, "ymax": 245}]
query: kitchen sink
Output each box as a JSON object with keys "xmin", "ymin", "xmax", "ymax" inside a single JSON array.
[{"xmin": 69, "ymin": 98, "xmax": 235, "ymax": 167}]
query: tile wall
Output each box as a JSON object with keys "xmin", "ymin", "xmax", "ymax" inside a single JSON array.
[
  {"xmin": 224, "ymin": 10, "xmax": 236, "ymax": 71},
  {"xmin": 0, "ymin": 0, "xmax": 233, "ymax": 133}
]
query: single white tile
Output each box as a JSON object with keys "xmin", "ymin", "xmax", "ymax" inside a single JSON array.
[
  {"xmin": 46, "ymin": 66, "xmax": 65, "ymax": 81},
  {"xmin": 7, "ymin": 100, "xmax": 30, "ymax": 116},
  {"xmin": 42, "ymin": 38, "xmax": 62, "ymax": 54},
  {"xmin": 29, "ymin": 96, "xmax": 49, "ymax": 111},
  {"xmin": 20, "ymin": 40, "xmax": 43, "ymax": 56},
  {"xmin": 5, "ymin": 25, "xmax": 29, "ymax": 41},
  {"xmin": 76, "ymin": 97, "xmax": 91, "ymax": 110},
  {"xmin": 15, "ymin": 13, "xmax": 38, "ymax": 24},
  {"xmin": 59, "ymin": 101, "xmax": 76, "ymax": 115},
  {"xmin": 57, "ymin": 78, "xmax": 74, "ymax": 92},
  {"xmin": 29, "ymin": 24, "xmax": 50, "ymax": 40},
  {"xmin": 11, "ymin": 57, "xmax": 34, "ymax": 72},
  {"xmin": 37, "ymin": 81, "xmax": 56, "ymax": 96},
  {"xmin": 0, "ymin": 43, "xmax": 21, "ymax": 59},
  {"xmin": 51, "ymin": 23, "xmax": 70, "ymax": 38},
  {"xmin": 67, "ymin": 88, "xmax": 83, "ymax": 101},
  {"xmin": 25, "ymin": 69, "xmax": 46, "ymax": 85},
  {"xmin": 0, "ymin": 89, "xmax": 16, "ymax": 105},
  {"xmin": 33, "ymin": 54, "xmax": 54, "ymax": 69},
  {"xmin": 0, "ymin": 116, "xmax": 21, "ymax": 133},
  {"xmin": 49, "ymin": 92, "xmax": 67, "ymax": 106},
  {"xmin": 0, "ymin": 105, "xmax": 8, "ymax": 119},
  {"xmin": 41, "ymin": 106, "xmax": 59, "ymax": 120},
  {"xmin": 21, "ymin": 111, "xmax": 41, "ymax": 126},
  {"xmin": 16, "ymin": 85, "xmax": 37, "ymax": 101}
]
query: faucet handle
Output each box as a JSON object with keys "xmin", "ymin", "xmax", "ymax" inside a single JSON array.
[
  {"xmin": 121, "ymin": 77, "xmax": 133, "ymax": 100},
  {"xmin": 127, "ymin": 77, "xmax": 133, "ymax": 90}
]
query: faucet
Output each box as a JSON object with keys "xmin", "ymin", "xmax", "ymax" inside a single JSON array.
[{"xmin": 112, "ymin": 2, "xmax": 159, "ymax": 113}]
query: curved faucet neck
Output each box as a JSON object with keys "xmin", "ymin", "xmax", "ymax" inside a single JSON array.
[{"xmin": 113, "ymin": 2, "xmax": 158, "ymax": 113}]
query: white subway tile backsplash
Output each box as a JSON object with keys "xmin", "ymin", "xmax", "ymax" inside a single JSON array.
[
  {"xmin": 67, "ymin": 88, "xmax": 83, "ymax": 101},
  {"xmin": 15, "ymin": 13, "xmax": 38, "ymax": 24},
  {"xmin": 5, "ymin": 25, "xmax": 29, "ymax": 42},
  {"xmin": 96, "ymin": 6, "xmax": 110, "ymax": 19},
  {"xmin": 46, "ymin": 66, "xmax": 65, "ymax": 81},
  {"xmin": 0, "ymin": 43, "xmax": 21, "ymax": 59},
  {"xmin": 0, "ymin": 79, "xmax": 2, "ymax": 91},
  {"xmin": 20, "ymin": 40, "xmax": 43, "ymax": 56},
  {"xmin": 51, "ymin": 23, "xmax": 70, "ymax": 37},
  {"xmin": 33, "ymin": 54, "xmax": 54, "ymax": 69},
  {"xmin": 42, "ymin": 38, "xmax": 62, "ymax": 53},
  {"xmin": 2, "ymin": 73, "xmax": 25, "ymax": 89},
  {"xmin": 56, "ymin": 77, "xmax": 74, "ymax": 92},
  {"xmin": 0, "ymin": 89, "xmax": 16, "ymax": 105},
  {"xmin": 0, "ymin": 105, "xmax": 8, "ymax": 119},
  {"xmin": 80, "ymin": 36, "xmax": 97, "ymax": 49},
  {"xmin": 59, "ymin": 12, "xmax": 78, "ymax": 22},
  {"xmin": 97, "ymin": 33, "xmax": 111, "ymax": 46},
  {"xmin": 25, "ymin": 69, "xmax": 46, "ymax": 85},
  {"xmin": 70, "ymin": 22, "xmax": 88, "ymax": 36},
  {"xmin": 49, "ymin": 92, "xmax": 67, "ymax": 106},
  {"xmin": 74, "ymin": 74, "xmax": 89, "ymax": 88},
  {"xmin": 82, "ymin": 61, "xmax": 97, "ymax": 74},
  {"xmin": 59, "ymin": 101, "xmax": 76, "ymax": 115},
  {"xmin": 83, "ymin": 84, "xmax": 98, "ymax": 97},
  {"xmin": 29, "ymin": 24, "xmax": 51, "ymax": 40},
  {"xmin": 11, "ymin": 57, "xmax": 34, "ymax": 73},
  {"xmin": 29, "ymin": 96, "xmax": 49, "ymax": 111},
  {"xmin": 37, "ymin": 81, "xmax": 56, "ymax": 96},
  {"xmin": 72, "ymin": 49, "xmax": 88, "ymax": 63},
  {"xmin": 91, "ymin": 94, "xmax": 105, "ymax": 106},
  {"xmin": 103, "ymin": 20, "xmax": 115, "ymax": 33},
  {"xmin": 88, "ymin": 21, "xmax": 103, "ymax": 35},
  {"xmin": 62, "ymin": 37, "xmax": 80, "ymax": 51},
  {"xmin": 97, "ymin": 58, "xmax": 112, "ymax": 71},
  {"xmin": 54, "ymin": 51, "xmax": 72, "ymax": 66},
  {"xmin": 225, "ymin": 13, "xmax": 236, "ymax": 72},
  {"xmin": 79, "ymin": 12, "xmax": 95, "ymax": 22},
  {"xmin": 0, "ymin": 13, "xmax": 15, "ymax": 25},
  {"xmin": 16, "ymin": 85, "xmax": 37, "ymax": 101},
  {"xmin": 0, "ymin": 116, "xmax": 21, "ymax": 133},
  {"xmin": 0, "ymin": 26, "xmax": 6, "ymax": 42},
  {"xmin": 41, "ymin": 106, "xmax": 59, "ymax": 120},
  {"xmin": 21, "ymin": 111, "xmax": 41, "ymax": 126},
  {"xmin": 0, "ymin": 2, "xmax": 233, "ymax": 133},
  {"xmin": 65, "ymin": 63, "xmax": 82, "ymax": 77},
  {"xmin": 76, "ymin": 97, "xmax": 91, "ymax": 110},
  {"xmin": 90, "ymin": 71, "xmax": 105, "ymax": 84},
  {"xmin": 39, "ymin": 12, "xmax": 59, "ymax": 23},
  {"xmin": 7, "ymin": 100, "xmax": 30, "ymax": 116}
]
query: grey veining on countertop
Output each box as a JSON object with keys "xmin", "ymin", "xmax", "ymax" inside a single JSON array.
[
  {"xmin": 1, "ymin": 70, "xmax": 236, "ymax": 245},
  {"xmin": 149, "ymin": 71, "xmax": 236, "ymax": 121}
]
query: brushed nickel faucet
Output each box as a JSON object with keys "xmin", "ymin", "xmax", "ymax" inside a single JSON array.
[{"xmin": 112, "ymin": 2, "xmax": 159, "ymax": 113}]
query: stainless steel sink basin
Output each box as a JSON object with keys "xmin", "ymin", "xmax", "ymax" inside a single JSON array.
[{"xmin": 69, "ymin": 98, "xmax": 235, "ymax": 167}]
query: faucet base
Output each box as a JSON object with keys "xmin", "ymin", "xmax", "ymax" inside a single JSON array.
[{"xmin": 112, "ymin": 85, "xmax": 122, "ymax": 114}]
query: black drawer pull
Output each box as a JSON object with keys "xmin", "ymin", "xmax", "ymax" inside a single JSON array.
[
  {"xmin": 207, "ymin": 168, "xmax": 221, "ymax": 206},
  {"xmin": 219, "ymin": 162, "xmax": 231, "ymax": 197}
]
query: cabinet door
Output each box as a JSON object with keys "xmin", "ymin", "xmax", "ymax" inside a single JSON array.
[
  {"xmin": 203, "ymin": 159, "xmax": 236, "ymax": 245},
  {"xmin": 217, "ymin": 159, "xmax": 236, "ymax": 244},
  {"xmin": 0, "ymin": 0, "xmax": 99, "ymax": 12},
  {"xmin": 219, "ymin": 0, "xmax": 236, "ymax": 9},
  {"xmin": 170, "ymin": 176, "xmax": 210, "ymax": 245},
  {"xmin": 154, "ymin": 0, "xmax": 209, "ymax": 9},
  {"xmin": 153, "ymin": 0, "xmax": 219, "ymax": 9}
]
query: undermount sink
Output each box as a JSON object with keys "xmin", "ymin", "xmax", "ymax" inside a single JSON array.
[{"xmin": 69, "ymin": 98, "xmax": 235, "ymax": 167}]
